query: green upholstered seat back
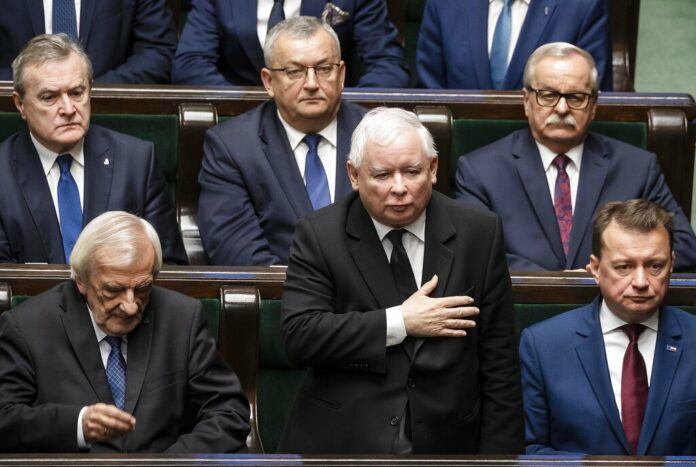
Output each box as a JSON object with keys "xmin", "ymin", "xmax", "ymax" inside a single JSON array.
[{"xmin": 258, "ymin": 299, "xmax": 305, "ymax": 454}]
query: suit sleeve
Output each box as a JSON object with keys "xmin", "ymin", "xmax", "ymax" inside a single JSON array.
[
  {"xmin": 0, "ymin": 313, "xmax": 82, "ymax": 452},
  {"xmin": 94, "ymin": 0, "xmax": 176, "ymax": 84},
  {"xmin": 165, "ymin": 302, "xmax": 250, "ymax": 453},
  {"xmin": 281, "ymin": 216, "xmax": 388, "ymax": 374},
  {"xmin": 641, "ymin": 154, "xmax": 696, "ymax": 272},
  {"xmin": 349, "ymin": 0, "xmax": 409, "ymax": 88},
  {"xmin": 141, "ymin": 143, "xmax": 188, "ymax": 265},
  {"xmin": 575, "ymin": 0, "xmax": 612, "ymax": 91},
  {"xmin": 416, "ymin": 0, "xmax": 447, "ymax": 89},
  {"xmin": 198, "ymin": 128, "xmax": 282, "ymax": 266},
  {"xmin": 171, "ymin": 0, "xmax": 231, "ymax": 85},
  {"xmin": 476, "ymin": 215, "xmax": 525, "ymax": 454}
]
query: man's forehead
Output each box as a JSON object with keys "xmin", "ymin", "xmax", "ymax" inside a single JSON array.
[{"xmin": 533, "ymin": 56, "xmax": 592, "ymax": 87}]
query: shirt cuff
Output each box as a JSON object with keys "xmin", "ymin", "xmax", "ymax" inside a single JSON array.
[
  {"xmin": 386, "ymin": 305, "xmax": 407, "ymax": 347},
  {"xmin": 77, "ymin": 406, "xmax": 90, "ymax": 449}
]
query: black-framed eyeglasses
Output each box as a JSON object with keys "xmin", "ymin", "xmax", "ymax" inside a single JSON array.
[
  {"xmin": 527, "ymin": 88, "xmax": 596, "ymax": 110},
  {"xmin": 267, "ymin": 63, "xmax": 341, "ymax": 81}
]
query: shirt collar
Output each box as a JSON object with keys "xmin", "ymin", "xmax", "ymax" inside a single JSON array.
[
  {"xmin": 536, "ymin": 141, "xmax": 584, "ymax": 173},
  {"xmin": 371, "ymin": 209, "xmax": 427, "ymax": 243},
  {"xmin": 489, "ymin": 0, "xmax": 530, "ymax": 5},
  {"xmin": 31, "ymin": 133, "xmax": 85, "ymax": 177},
  {"xmin": 276, "ymin": 110, "xmax": 338, "ymax": 151},
  {"xmin": 599, "ymin": 299, "xmax": 660, "ymax": 334}
]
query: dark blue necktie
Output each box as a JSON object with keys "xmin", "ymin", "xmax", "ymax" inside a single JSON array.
[
  {"xmin": 56, "ymin": 154, "xmax": 82, "ymax": 262},
  {"xmin": 304, "ymin": 134, "xmax": 331, "ymax": 210},
  {"xmin": 52, "ymin": 0, "xmax": 78, "ymax": 40},
  {"xmin": 104, "ymin": 336, "xmax": 126, "ymax": 410},
  {"xmin": 268, "ymin": 0, "xmax": 285, "ymax": 32},
  {"xmin": 490, "ymin": 0, "xmax": 514, "ymax": 89}
]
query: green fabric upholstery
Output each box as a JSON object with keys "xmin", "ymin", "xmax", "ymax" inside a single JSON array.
[
  {"xmin": 514, "ymin": 303, "xmax": 581, "ymax": 339},
  {"xmin": 258, "ymin": 299, "xmax": 305, "ymax": 454}
]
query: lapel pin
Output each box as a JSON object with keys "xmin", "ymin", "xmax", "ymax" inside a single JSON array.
[
  {"xmin": 666, "ymin": 345, "xmax": 677, "ymax": 352},
  {"xmin": 104, "ymin": 158, "xmax": 110, "ymax": 166}
]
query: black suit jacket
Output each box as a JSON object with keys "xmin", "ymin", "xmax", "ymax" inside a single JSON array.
[
  {"xmin": 279, "ymin": 191, "xmax": 524, "ymax": 454},
  {"xmin": 0, "ymin": 125, "xmax": 188, "ymax": 265},
  {"xmin": 0, "ymin": 282, "xmax": 250, "ymax": 453}
]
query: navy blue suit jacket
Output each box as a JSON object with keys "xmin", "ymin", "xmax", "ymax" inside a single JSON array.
[
  {"xmin": 0, "ymin": 0, "xmax": 176, "ymax": 84},
  {"xmin": 455, "ymin": 129, "xmax": 696, "ymax": 272},
  {"xmin": 198, "ymin": 100, "xmax": 367, "ymax": 266},
  {"xmin": 172, "ymin": 0, "xmax": 409, "ymax": 88},
  {"xmin": 417, "ymin": 0, "xmax": 612, "ymax": 90},
  {"xmin": 520, "ymin": 298, "xmax": 696, "ymax": 455},
  {"xmin": 0, "ymin": 126, "xmax": 187, "ymax": 264}
]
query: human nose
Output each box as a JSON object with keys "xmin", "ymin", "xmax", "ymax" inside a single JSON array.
[
  {"xmin": 554, "ymin": 95, "xmax": 570, "ymax": 113},
  {"xmin": 391, "ymin": 173, "xmax": 407, "ymax": 194},
  {"xmin": 57, "ymin": 93, "xmax": 75, "ymax": 115},
  {"xmin": 303, "ymin": 67, "xmax": 319, "ymax": 89},
  {"xmin": 119, "ymin": 290, "xmax": 140, "ymax": 315},
  {"xmin": 631, "ymin": 267, "xmax": 649, "ymax": 289}
]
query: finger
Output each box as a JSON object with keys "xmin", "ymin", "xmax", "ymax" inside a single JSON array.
[
  {"xmin": 444, "ymin": 318, "xmax": 477, "ymax": 330},
  {"xmin": 437, "ymin": 295, "xmax": 476, "ymax": 308},
  {"xmin": 415, "ymin": 274, "xmax": 438, "ymax": 296}
]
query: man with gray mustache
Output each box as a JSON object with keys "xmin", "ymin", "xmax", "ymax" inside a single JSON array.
[{"xmin": 454, "ymin": 42, "xmax": 696, "ymax": 272}]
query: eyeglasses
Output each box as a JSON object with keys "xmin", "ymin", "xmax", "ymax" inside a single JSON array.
[
  {"xmin": 528, "ymin": 88, "xmax": 596, "ymax": 110},
  {"xmin": 267, "ymin": 63, "xmax": 341, "ymax": 81}
]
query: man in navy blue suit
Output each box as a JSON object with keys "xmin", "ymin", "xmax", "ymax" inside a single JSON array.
[
  {"xmin": 198, "ymin": 16, "xmax": 366, "ymax": 266},
  {"xmin": 0, "ymin": 0, "xmax": 176, "ymax": 84},
  {"xmin": 0, "ymin": 34, "xmax": 187, "ymax": 264},
  {"xmin": 520, "ymin": 199, "xmax": 696, "ymax": 455},
  {"xmin": 455, "ymin": 42, "xmax": 696, "ymax": 272},
  {"xmin": 172, "ymin": 0, "xmax": 409, "ymax": 88},
  {"xmin": 417, "ymin": 0, "xmax": 612, "ymax": 91}
]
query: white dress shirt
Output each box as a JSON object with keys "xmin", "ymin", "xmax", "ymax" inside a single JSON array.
[
  {"xmin": 537, "ymin": 141, "xmax": 584, "ymax": 212},
  {"xmin": 600, "ymin": 300, "xmax": 658, "ymax": 420},
  {"xmin": 43, "ymin": 0, "xmax": 82, "ymax": 35},
  {"xmin": 32, "ymin": 134, "xmax": 86, "ymax": 224},
  {"xmin": 278, "ymin": 111, "xmax": 339, "ymax": 202},
  {"xmin": 257, "ymin": 0, "xmax": 302, "ymax": 46},
  {"xmin": 371, "ymin": 211, "xmax": 427, "ymax": 347},
  {"xmin": 487, "ymin": 0, "xmax": 530, "ymax": 64}
]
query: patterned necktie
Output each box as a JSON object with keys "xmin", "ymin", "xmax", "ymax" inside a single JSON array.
[
  {"xmin": 490, "ymin": 0, "xmax": 514, "ymax": 89},
  {"xmin": 53, "ymin": 0, "xmax": 78, "ymax": 40},
  {"xmin": 56, "ymin": 154, "xmax": 82, "ymax": 262},
  {"xmin": 268, "ymin": 0, "xmax": 285, "ymax": 32},
  {"xmin": 552, "ymin": 154, "xmax": 572, "ymax": 256},
  {"xmin": 304, "ymin": 134, "xmax": 331, "ymax": 210},
  {"xmin": 621, "ymin": 324, "xmax": 648, "ymax": 455},
  {"xmin": 104, "ymin": 335, "xmax": 127, "ymax": 410},
  {"xmin": 386, "ymin": 229, "xmax": 418, "ymax": 302}
]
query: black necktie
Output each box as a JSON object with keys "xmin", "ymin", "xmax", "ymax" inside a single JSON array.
[
  {"xmin": 386, "ymin": 229, "xmax": 418, "ymax": 301},
  {"xmin": 268, "ymin": 0, "xmax": 285, "ymax": 32}
]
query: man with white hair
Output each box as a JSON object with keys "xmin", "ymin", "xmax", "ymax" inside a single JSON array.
[
  {"xmin": 0, "ymin": 212, "xmax": 250, "ymax": 453},
  {"xmin": 279, "ymin": 107, "xmax": 523, "ymax": 454},
  {"xmin": 455, "ymin": 42, "xmax": 696, "ymax": 272}
]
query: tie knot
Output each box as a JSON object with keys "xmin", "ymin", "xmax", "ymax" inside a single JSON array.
[
  {"xmin": 503, "ymin": 0, "xmax": 514, "ymax": 7},
  {"xmin": 386, "ymin": 229, "xmax": 407, "ymax": 248},
  {"xmin": 104, "ymin": 335, "xmax": 122, "ymax": 350},
  {"xmin": 304, "ymin": 134, "xmax": 321, "ymax": 153},
  {"xmin": 57, "ymin": 154, "xmax": 73, "ymax": 174},
  {"xmin": 622, "ymin": 323, "xmax": 645, "ymax": 343},
  {"xmin": 552, "ymin": 154, "xmax": 569, "ymax": 170}
]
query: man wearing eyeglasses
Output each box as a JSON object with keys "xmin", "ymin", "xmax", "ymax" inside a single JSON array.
[
  {"xmin": 454, "ymin": 42, "xmax": 696, "ymax": 272},
  {"xmin": 198, "ymin": 16, "xmax": 367, "ymax": 266}
]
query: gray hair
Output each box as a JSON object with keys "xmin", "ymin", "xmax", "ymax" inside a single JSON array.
[
  {"xmin": 523, "ymin": 42, "xmax": 599, "ymax": 94},
  {"xmin": 349, "ymin": 107, "xmax": 437, "ymax": 168},
  {"xmin": 12, "ymin": 33, "xmax": 93, "ymax": 98},
  {"xmin": 263, "ymin": 16, "xmax": 341, "ymax": 67},
  {"xmin": 70, "ymin": 211, "xmax": 163, "ymax": 282}
]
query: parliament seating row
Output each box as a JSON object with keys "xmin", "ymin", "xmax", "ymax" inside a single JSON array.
[
  {"xmin": 2, "ymin": 265, "xmax": 696, "ymax": 453},
  {"xmin": 1, "ymin": 84, "xmax": 694, "ymax": 265}
]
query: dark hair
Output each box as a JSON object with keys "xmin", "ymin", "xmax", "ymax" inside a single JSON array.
[{"xmin": 592, "ymin": 199, "xmax": 674, "ymax": 257}]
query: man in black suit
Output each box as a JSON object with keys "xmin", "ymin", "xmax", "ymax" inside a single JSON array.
[
  {"xmin": 279, "ymin": 107, "xmax": 523, "ymax": 454},
  {"xmin": 0, "ymin": 212, "xmax": 250, "ymax": 453}
]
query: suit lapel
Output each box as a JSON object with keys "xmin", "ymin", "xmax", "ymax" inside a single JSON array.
[
  {"xmin": 505, "ymin": 0, "xmax": 558, "ymax": 89},
  {"xmin": 512, "ymin": 131, "xmax": 566, "ymax": 266},
  {"xmin": 123, "ymin": 308, "xmax": 152, "ymax": 416},
  {"xmin": 59, "ymin": 282, "xmax": 114, "ymax": 405},
  {"xmin": 27, "ymin": 0, "xmax": 46, "ymax": 34},
  {"xmin": 78, "ymin": 0, "xmax": 95, "ymax": 44},
  {"xmin": 638, "ymin": 307, "xmax": 683, "ymax": 455},
  {"xmin": 575, "ymin": 299, "xmax": 631, "ymax": 453},
  {"xmin": 566, "ymin": 134, "xmax": 609, "ymax": 268},
  {"xmin": 260, "ymin": 102, "xmax": 314, "ymax": 217},
  {"xmin": 334, "ymin": 104, "xmax": 354, "ymax": 200},
  {"xmin": 82, "ymin": 129, "xmax": 115, "ymax": 224},
  {"xmin": 231, "ymin": 1, "xmax": 265, "ymax": 72},
  {"xmin": 467, "ymin": 0, "xmax": 492, "ymax": 89},
  {"xmin": 12, "ymin": 132, "xmax": 65, "ymax": 262}
]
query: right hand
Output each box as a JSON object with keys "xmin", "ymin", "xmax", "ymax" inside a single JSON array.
[
  {"xmin": 82, "ymin": 403, "xmax": 136, "ymax": 443},
  {"xmin": 402, "ymin": 275, "xmax": 479, "ymax": 338}
]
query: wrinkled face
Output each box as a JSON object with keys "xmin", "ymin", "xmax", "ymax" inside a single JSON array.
[
  {"xmin": 523, "ymin": 54, "xmax": 596, "ymax": 154},
  {"xmin": 589, "ymin": 221, "xmax": 674, "ymax": 323},
  {"xmin": 13, "ymin": 52, "xmax": 91, "ymax": 154},
  {"xmin": 261, "ymin": 29, "xmax": 345, "ymax": 133},
  {"xmin": 347, "ymin": 130, "xmax": 437, "ymax": 228},
  {"xmin": 75, "ymin": 244, "xmax": 155, "ymax": 337}
]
